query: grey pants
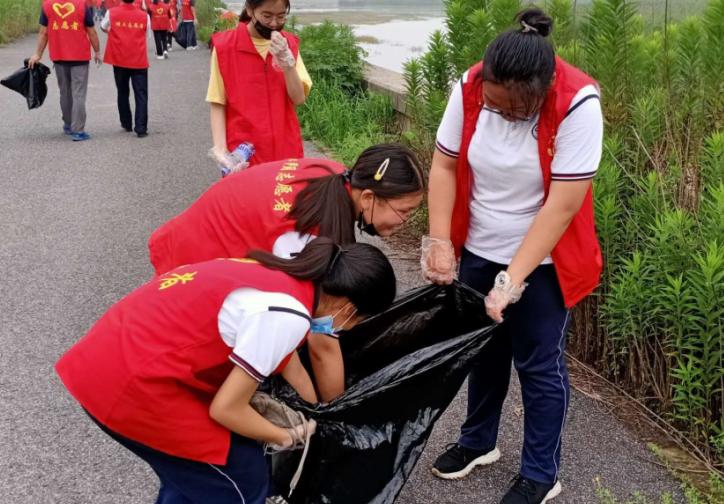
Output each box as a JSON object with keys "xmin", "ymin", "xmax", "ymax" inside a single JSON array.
[{"xmin": 54, "ymin": 62, "xmax": 89, "ymax": 133}]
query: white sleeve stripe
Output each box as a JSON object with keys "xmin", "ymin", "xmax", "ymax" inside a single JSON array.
[
  {"xmin": 436, "ymin": 140, "xmax": 459, "ymax": 158},
  {"xmin": 551, "ymin": 173, "xmax": 596, "ymax": 181},
  {"xmin": 229, "ymin": 353, "xmax": 266, "ymax": 382}
]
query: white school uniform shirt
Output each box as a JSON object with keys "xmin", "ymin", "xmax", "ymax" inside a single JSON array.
[
  {"xmin": 435, "ymin": 71, "xmax": 603, "ymax": 265},
  {"xmin": 272, "ymin": 231, "xmax": 316, "ymax": 259},
  {"xmin": 218, "ymin": 288, "xmax": 311, "ymax": 382}
]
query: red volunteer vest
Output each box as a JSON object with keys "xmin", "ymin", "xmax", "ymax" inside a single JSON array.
[
  {"xmin": 104, "ymin": 4, "xmax": 149, "ymax": 69},
  {"xmin": 43, "ymin": 0, "xmax": 92, "ymax": 62},
  {"xmin": 149, "ymin": 158, "xmax": 346, "ymax": 275},
  {"xmin": 169, "ymin": 7, "xmax": 178, "ymax": 32},
  {"xmin": 133, "ymin": 0, "xmax": 145, "ymax": 10},
  {"xmin": 212, "ymin": 24, "xmax": 304, "ymax": 165},
  {"xmin": 56, "ymin": 259, "xmax": 315, "ymax": 464},
  {"xmin": 150, "ymin": 2, "xmax": 171, "ymax": 30},
  {"xmin": 105, "ymin": 0, "xmax": 121, "ymax": 8},
  {"xmin": 180, "ymin": 0, "xmax": 194, "ymax": 20},
  {"xmin": 453, "ymin": 57, "xmax": 602, "ymax": 308}
]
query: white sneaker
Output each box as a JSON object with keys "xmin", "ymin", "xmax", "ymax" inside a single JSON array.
[
  {"xmin": 164, "ymin": 51, "xmax": 169, "ymax": 59},
  {"xmin": 156, "ymin": 55, "xmax": 164, "ymax": 60}
]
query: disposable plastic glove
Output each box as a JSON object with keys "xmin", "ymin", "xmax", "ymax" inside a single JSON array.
[
  {"xmin": 208, "ymin": 147, "xmax": 249, "ymax": 175},
  {"xmin": 270, "ymin": 31, "xmax": 296, "ymax": 71},
  {"xmin": 484, "ymin": 271, "xmax": 527, "ymax": 323},
  {"xmin": 271, "ymin": 418, "xmax": 317, "ymax": 452},
  {"xmin": 420, "ymin": 236, "xmax": 456, "ymax": 285}
]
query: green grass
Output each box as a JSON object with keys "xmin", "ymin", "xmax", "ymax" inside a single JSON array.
[
  {"xmin": 292, "ymin": 19, "xmax": 399, "ymax": 166},
  {"xmin": 0, "ymin": 0, "xmax": 40, "ymax": 44}
]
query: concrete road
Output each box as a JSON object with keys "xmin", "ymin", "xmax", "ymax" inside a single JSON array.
[{"xmin": 0, "ymin": 32, "xmax": 685, "ymax": 504}]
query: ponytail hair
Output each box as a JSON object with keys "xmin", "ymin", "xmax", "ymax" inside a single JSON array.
[
  {"xmin": 240, "ymin": 0, "xmax": 291, "ymax": 23},
  {"xmin": 248, "ymin": 237, "xmax": 396, "ymax": 316},
  {"xmin": 481, "ymin": 7, "xmax": 555, "ymax": 103},
  {"xmin": 289, "ymin": 144, "xmax": 426, "ymax": 245}
]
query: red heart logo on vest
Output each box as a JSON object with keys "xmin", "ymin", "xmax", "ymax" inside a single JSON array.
[
  {"xmin": 52, "ymin": 2, "xmax": 76, "ymax": 19},
  {"xmin": 156, "ymin": 7, "xmax": 164, "ymax": 14}
]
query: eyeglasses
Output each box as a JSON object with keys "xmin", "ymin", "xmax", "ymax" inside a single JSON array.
[
  {"xmin": 257, "ymin": 12, "xmax": 288, "ymax": 24},
  {"xmin": 380, "ymin": 197, "xmax": 414, "ymax": 224},
  {"xmin": 483, "ymin": 105, "xmax": 535, "ymax": 122}
]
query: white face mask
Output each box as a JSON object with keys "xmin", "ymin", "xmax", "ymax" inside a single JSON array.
[{"xmin": 310, "ymin": 303, "xmax": 357, "ymax": 337}]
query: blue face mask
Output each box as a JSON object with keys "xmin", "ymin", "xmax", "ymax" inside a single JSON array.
[
  {"xmin": 310, "ymin": 315, "xmax": 336, "ymax": 336},
  {"xmin": 310, "ymin": 304, "xmax": 357, "ymax": 337}
]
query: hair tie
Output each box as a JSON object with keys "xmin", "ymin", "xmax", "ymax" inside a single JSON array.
[
  {"xmin": 327, "ymin": 245, "xmax": 344, "ymax": 274},
  {"xmin": 342, "ymin": 169, "xmax": 353, "ymax": 183},
  {"xmin": 373, "ymin": 158, "xmax": 390, "ymax": 182},
  {"xmin": 520, "ymin": 20, "xmax": 539, "ymax": 33}
]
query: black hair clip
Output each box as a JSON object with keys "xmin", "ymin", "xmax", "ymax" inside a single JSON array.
[
  {"xmin": 327, "ymin": 245, "xmax": 344, "ymax": 273},
  {"xmin": 342, "ymin": 169, "xmax": 353, "ymax": 183}
]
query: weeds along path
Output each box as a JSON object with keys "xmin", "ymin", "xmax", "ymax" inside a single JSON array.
[{"xmin": 0, "ymin": 32, "xmax": 686, "ymax": 504}]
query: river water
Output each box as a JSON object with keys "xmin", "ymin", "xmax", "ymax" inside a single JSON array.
[{"xmin": 227, "ymin": 0, "xmax": 447, "ymax": 73}]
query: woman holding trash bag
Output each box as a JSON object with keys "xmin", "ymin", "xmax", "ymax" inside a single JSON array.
[
  {"xmin": 149, "ymin": 144, "xmax": 424, "ymax": 401},
  {"xmin": 421, "ymin": 7, "xmax": 603, "ymax": 504},
  {"xmin": 179, "ymin": 0, "xmax": 198, "ymax": 49},
  {"xmin": 56, "ymin": 237, "xmax": 396, "ymax": 504},
  {"xmin": 207, "ymin": 0, "xmax": 311, "ymax": 170}
]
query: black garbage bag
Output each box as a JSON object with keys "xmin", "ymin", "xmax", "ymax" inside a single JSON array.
[
  {"xmin": 1, "ymin": 59, "xmax": 51, "ymax": 110},
  {"xmin": 173, "ymin": 22, "xmax": 191, "ymax": 49},
  {"xmin": 270, "ymin": 281, "xmax": 497, "ymax": 504}
]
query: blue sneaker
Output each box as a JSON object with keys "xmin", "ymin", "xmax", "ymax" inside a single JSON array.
[
  {"xmin": 71, "ymin": 132, "xmax": 91, "ymax": 142},
  {"xmin": 63, "ymin": 124, "xmax": 72, "ymax": 135}
]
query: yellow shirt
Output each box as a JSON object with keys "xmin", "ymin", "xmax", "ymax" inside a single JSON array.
[{"xmin": 206, "ymin": 37, "xmax": 313, "ymax": 105}]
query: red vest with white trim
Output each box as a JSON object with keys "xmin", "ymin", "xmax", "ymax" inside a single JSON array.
[
  {"xmin": 150, "ymin": 2, "xmax": 171, "ymax": 30},
  {"xmin": 55, "ymin": 259, "xmax": 314, "ymax": 464},
  {"xmin": 103, "ymin": 4, "xmax": 149, "ymax": 69},
  {"xmin": 211, "ymin": 24, "xmax": 304, "ymax": 165},
  {"xmin": 43, "ymin": 0, "xmax": 92, "ymax": 62},
  {"xmin": 454, "ymin": 57, "xmax": 602, "ymax": 308},
  {"xmin": 148, "ymin": 158, "xmax": 346, "ymax": 275}
]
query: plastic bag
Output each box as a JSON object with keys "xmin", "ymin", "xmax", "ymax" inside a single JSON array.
[
  {"xmin": 1, "ymin": 59, "xmax": 51, "ymax": 110},
  {"xmin": 269, "ymin": 281, "xmax": 496, "ymax": 503},
  {"xmin": 173, "ymin": 22, "xmax": 191, "ymax": 49}
]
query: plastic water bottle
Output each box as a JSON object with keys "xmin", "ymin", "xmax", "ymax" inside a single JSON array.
[{"xmin": 219, "ymin": 142, "xmax": 255, "ymax": 177}]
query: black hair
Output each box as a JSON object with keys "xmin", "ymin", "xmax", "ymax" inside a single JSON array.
[
  {"xmin": 288, "ymin": 143, "xmax": 426, "ymax": 245},
  {"xmin": 248, "ymin": 237, "xmax": 396, "ymax": 316},
  {"xmin": 481, "ymin": 7, "xmax": 555, "ymax": 104},
  {"xmin": 239, "ymin": 0, "xmax": 291, "ymax": 23}
]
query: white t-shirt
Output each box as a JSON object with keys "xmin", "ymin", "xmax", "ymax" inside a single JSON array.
[
  {"xmin": 217, "ymin": 288, "xmax": 311, "ymax": 382},
  {"xmin": 272, "ymin": 231, "xmax": 316, "ymax": 259},
  {"xmin": 436, "ymin": 72, "xmax": 603, "ymax": 265}
]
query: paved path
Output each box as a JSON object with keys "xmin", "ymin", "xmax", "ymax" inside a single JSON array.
[{"xmin": 0, "ymin": 33, "xmax": 685, "ymax": 503}]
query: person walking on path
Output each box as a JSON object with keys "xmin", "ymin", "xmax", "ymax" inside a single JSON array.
[
  {"xmin": 421, "ymin": 7, "xmax": 603, "ymax": 504},
  {"xmin": 179, "ymin": 0, "xmax": 198, "ymax": 50},
  {"xmin": 55, "ymin": 238, "xmax": 396, "ymax": 504},
  {"xmin": 149, "ymin": 0, "xmax": 173, "ymax": 60},
  {"xmin": 28, "ymin": 0, "xmax": 102, "ymax": 141},
  {"xmin": 101, "ymin": 0, "xmax": 150, "ymax": 137},
  {"xmin": 167, "ymin": 0, "xmax": 178, "ymax": 51},
  {"xmin": 207, "ymin": 0, "xmax": 311, "ymax": 170}
]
